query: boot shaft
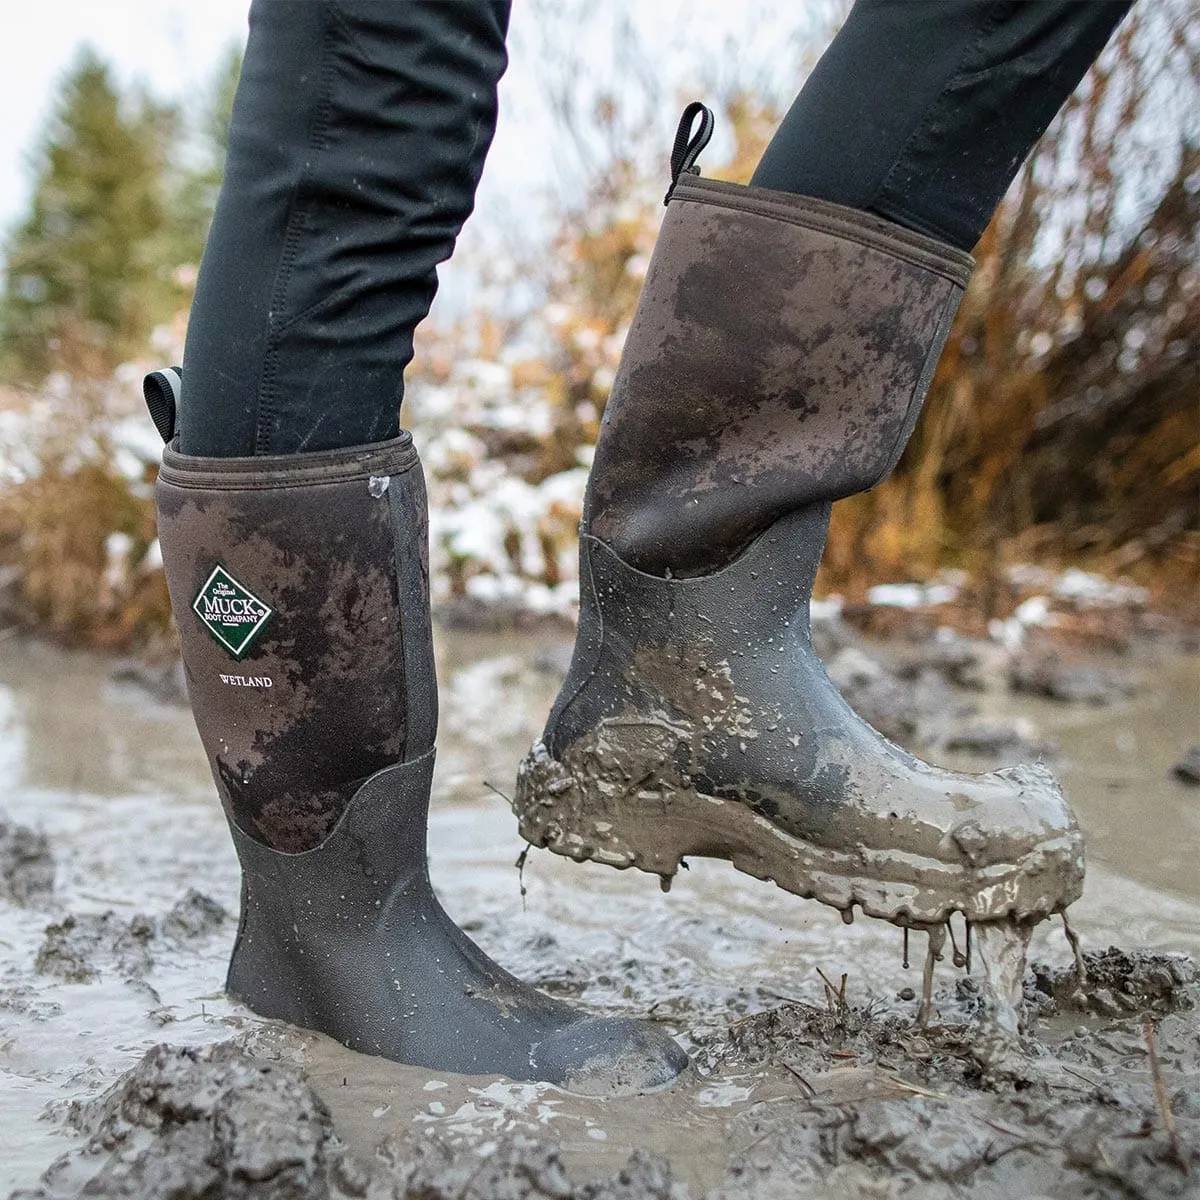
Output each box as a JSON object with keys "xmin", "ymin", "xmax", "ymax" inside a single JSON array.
[
  {"xmin": 586, "ymin": 176, "xmax": 973, "ymax": 577},
  {"xmin": 156, "ymin": 436, "xmax": 436, "ymax": 851}
]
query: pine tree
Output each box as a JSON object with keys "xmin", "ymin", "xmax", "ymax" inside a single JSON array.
[{"xmin": 0, "ymin": 49, "xmax": 179, "ymax": 380}]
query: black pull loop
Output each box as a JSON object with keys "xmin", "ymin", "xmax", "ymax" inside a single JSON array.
[
  {"xmin": 144, "ymin": 367, "xmax": 182, "ymax": 445},
  {"xmin": 665, "ymin": 101, "xmax": 714, "ymax": 205}
]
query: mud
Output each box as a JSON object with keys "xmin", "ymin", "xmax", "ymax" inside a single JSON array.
[
  {"xmin": 18, "ymin": 947, "xmax": 1200, "ymax": 1199},
  {"xmin": 33, "ymin": 892, "xmax": 227, "ymax": 986},
  {"xmin": 3, "ymin": 634, "xmax": 1200, "ymax": 1199},
  {"xmin": 18, "ymin": 1041, "xmax": 675, "ymax": 1200},
  {"xmin": 1010, "ymin": 642, "xmax": 1140, "ymax": 706},
  {"xmin": 0, "ymin": 817, "xmax": 54, "ymax": 906}
]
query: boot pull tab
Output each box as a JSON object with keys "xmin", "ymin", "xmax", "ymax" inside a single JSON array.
[
  {"xmin": 143, "ymin": 367, "xmax": 182, "ymax": 445},
  {"xmin": 665, "ymin": 101, "xmax": 714, "ymax": 205}
]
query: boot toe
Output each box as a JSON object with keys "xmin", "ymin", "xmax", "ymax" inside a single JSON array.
[
  {"xmin": 531, "ymin": 1017, "xmax": 689, "ymax": 1096},
  {"xmin": 952, "ymin": 760, "xmax": 1081, "ymax": 867}
]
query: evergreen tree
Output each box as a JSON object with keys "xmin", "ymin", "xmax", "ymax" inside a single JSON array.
[{"xmin": 0, "ymin": 49, "xmax": 179, "ymax": 380}]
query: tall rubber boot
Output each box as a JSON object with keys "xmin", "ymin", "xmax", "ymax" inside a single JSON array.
[
  {"xmin": 149, "ymin": 389, "xmax": 687, "ymax": 1093},
  {"xmin": 514, "ymin": 116, "xmax": 1084, "ymax": 950}
]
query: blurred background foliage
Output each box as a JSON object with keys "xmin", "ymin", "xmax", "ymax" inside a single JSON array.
[{"xmin": 0, "ymin": 1, "xmax": 1195, "ymax": 649}]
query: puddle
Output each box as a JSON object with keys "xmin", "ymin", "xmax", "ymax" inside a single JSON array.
[{"xmin": 1, "ymin": 634, "xmax": 1197, "ymax": 1196}]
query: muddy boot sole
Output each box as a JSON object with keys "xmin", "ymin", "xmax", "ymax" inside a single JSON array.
[{"xmin": 515, "ymin": 736, "xmax": 1083, "ymax": 928}]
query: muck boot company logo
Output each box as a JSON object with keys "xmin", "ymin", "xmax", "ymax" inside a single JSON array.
[{"xmin": 193, "ymin": 565, "xmax": 274, "ymax": 659}]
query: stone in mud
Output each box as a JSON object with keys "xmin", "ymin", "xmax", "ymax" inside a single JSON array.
[
  {"xmin": 0, "ymin": 813, "xmax": 54, "ymax": 905},
  {"xmin": 1170, "ymin": 745, "xmax": 1200, "ymax": 785},
  {"xmin": 1028, "ymin": 948, "xmax": 1197, "ymax": 1017},
  {"xmin": 1009, "ymin": 645, "xmax": 1137, "ymax": 705},
  {"xmin": 34, "ymin": 912, "xmax": 154, "ymax": 983}
]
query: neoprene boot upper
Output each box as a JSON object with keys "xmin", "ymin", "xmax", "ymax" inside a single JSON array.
[{"xmin": 586, "ymin": 176, "xmax": 970, "ymax": 578}]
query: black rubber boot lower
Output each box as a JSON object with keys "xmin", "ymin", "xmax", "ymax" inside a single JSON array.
[
  {"xmin": 517, "ymin": 504, "xmax": 1083, "ymax": 928},
  {"xmin": 152, "ymin": 414, "xmax": 687, "ymax": 1092},
  {"xmin": 228, "ymin": 751, "xmax": 683, "ymax": 1092}
]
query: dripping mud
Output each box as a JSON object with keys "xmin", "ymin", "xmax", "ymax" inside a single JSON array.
[{"xmin": 2, "ymin": 630, "xmax": 1199, "ymax": 1198}]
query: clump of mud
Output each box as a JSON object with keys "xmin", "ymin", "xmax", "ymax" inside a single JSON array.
[
  {"xmin": 372, "ymin": 1137, "xmax": 672, "ymax": 1200},
  {"xmin": 709, "ymin": 953, "xmax": 1200, "ymax": 1198},
  {"xmin": 1028, "ymin": 947, "xmax": 1198, "ymax": 1018},
  {"xmin": 24, "ymin": 1042, "xmax": 337, "ymax": 1200},
  {"xmin": 34, "ymin": 890, "xmax": 229, "ymax": 985},
  {"xmin": 19, "ymin": 1041, "xmax": 675, "ymax": 1200},
  {"xmin": 0, "ymin": 812, "xmax": 54, "ymax": 904},
  {"xmin": 35, "ymin": 913, "xmax": 155, "ymax": 984}
]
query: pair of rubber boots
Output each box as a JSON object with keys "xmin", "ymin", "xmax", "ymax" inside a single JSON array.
[{"xmin": 151, "ymin": 114, "xmax": 1082, "ymax": 1094}]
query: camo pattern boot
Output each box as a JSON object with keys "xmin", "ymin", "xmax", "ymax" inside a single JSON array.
[{"xmin": 152, "ymin": 410, "xmax": 687, "ymax": 1094}]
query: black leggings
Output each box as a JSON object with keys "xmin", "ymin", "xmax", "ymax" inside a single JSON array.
[{"xmin": 179, "ymin": 0, "xmax": 1131, "ymax": 458}]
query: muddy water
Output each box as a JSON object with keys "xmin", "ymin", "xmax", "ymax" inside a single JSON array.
[{"xmin": 1, "ymin": 633, "xmax": 1197, "ymax": 1195}]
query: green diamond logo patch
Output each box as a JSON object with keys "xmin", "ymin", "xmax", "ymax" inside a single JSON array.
[{"xmin": 193, "ymin": 565, "xmax": 274, "ymax": 659}]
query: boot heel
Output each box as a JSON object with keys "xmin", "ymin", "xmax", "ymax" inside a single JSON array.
[{"xmin": 517, "ymin": 726, "xmax": 714, "ymax": 888}]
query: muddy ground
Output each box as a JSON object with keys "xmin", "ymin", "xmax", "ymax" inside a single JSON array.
[{"xmin": 1, "ymin": 625, "xmax": 1198, "ymax": 1198}]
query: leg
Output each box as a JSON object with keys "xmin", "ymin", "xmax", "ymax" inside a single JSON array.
[
  {"xmin": 149, "ymin": 0, "xmax": 686, "ymax": 1089},
  {"xmin": 181, "ymin": 0, "xmax": 510, "ymax": 456},
  {"xmin": 752, "ymin": 0, "xmax": 1133, "ymax": 249}
]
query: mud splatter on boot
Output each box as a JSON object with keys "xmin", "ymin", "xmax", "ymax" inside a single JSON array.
[{"xmin": 514, "ymin": 112, "xmax": 1084, "ymax": 1027}]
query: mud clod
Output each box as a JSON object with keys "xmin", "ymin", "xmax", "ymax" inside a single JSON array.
[
  {"xmin": 33, "ymin": 1042, "xmax": 336, "ymax": 1200},
  {"xmin": 849, "ymin": 1099, "xmax": 994, "ymax": 1182},
  {"xmin": 1029, "ymin": 948, "xmax": 1198, "ymax": 1017},
  {"xmin": 708, "ymin": 960, "xmax": 1200, "ymax": 1198},
  {"xmin": 376, "ymin": 1137, "xmax": 674, "ymax": 1200},
  {"xmin": 0, "ymin": 812, "xmax": 54, "ymax": 905},
  {"xmin": 33, "ymin": 893, "xmax": 228, "ymax": 984},
  {"xmin": 158, "ymin": 889, "xmax": 229, "ymax": 941},
  {"xmin": 23, "ymin": 1041, "xmax": 677, "ymax": 1200},
  {"xmin": 34, "ymin": 912, "xmax": 154, "ymax": 983}
]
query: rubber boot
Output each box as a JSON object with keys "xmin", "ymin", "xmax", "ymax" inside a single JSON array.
[
  {"xmin": 150, "ymin": 395, "xmax": 687, "ymax": 1093},
  {"xmin": 513, "ymin": 135, "xmax": 1084, "ymax": 938}
]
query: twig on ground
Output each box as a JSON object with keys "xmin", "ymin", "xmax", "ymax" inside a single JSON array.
[
  {"xmin": 781, "ymin": 1061, "xmax": 817, "ymax": 1097},
  {"xmin": 815, "ymin": 967, "xmax": 849, "ymax": 1019},
  {"xmin": 1145, "ymin": 1019, "xmax": 1190, "ymax": 1174}
]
